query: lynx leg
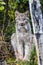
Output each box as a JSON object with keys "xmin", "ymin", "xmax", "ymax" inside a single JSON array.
[
  {"xmin": 11, "ymin": 33, "xmax": 19, "ymax": 60},
  {"xmin": 23, "ymin": 36, "xmax": 31, "ymax": 61},
  {"xmin": 17, "ymin": 38, "xmax": 23, "ymax": 60},
  {"xmin": 23, "ymin": 43, "xmax": 30, "ymax": 61}
]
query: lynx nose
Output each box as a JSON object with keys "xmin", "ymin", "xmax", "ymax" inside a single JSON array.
[
  {"xmin": 20, "ymin": 21, "xmax": 24, "ymax": 26},
  {"xmin": 21, "ymin": 23, "xmax": 24, "ymax": 26}
]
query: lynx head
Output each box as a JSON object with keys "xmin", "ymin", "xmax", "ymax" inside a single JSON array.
[
  {"xmin": 15, "ymin": 11, "xmax": 29, "ymax": 25},
  {"xmin": 15, "ymin": 11, "xmax": 31, "ymax": 33}
]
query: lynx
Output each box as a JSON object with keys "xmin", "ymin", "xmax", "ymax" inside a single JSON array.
[{"xmin": 11, "ymin": 11, "xmax": 33, "ymax": 61}]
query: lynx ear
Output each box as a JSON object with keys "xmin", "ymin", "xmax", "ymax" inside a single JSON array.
[
  {"xmin": 15, "ymin": 11, "xmax": 19, "ymax": 17},
  {"xmin": 24, "ymin": 11, "xmax": 29, "ymax": 17}
]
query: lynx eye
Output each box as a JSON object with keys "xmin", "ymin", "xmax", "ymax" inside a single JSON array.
[{"xmin": 25, "ymin": 20, "xmax": 28, "ymax": 24}]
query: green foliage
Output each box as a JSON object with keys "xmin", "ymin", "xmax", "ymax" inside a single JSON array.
[
  {"xmin": 5, "ymin": 22, "xmax": 16, "ymax": 41},
  {"xmin": 7, "ymin": 60, "xmax": 29, "ymax": 65},
  {"xmin": 0, "ymin": 1, "xmax": 6, "ymax": 11},
  {"xmin": 16, "ymin": 61, "xmax": 29, "ymax": 65},
  {"xmin": 16, "ymin": 0, "xmax": 29, "ymax": 12},
  {"xmin": 29, "ymin": 46, "xmax": 38, "ymax": 65},
  {"xmin": 0, "ymin": 2, "xmax": 6, "ymax": 5},
  {"xmin": 0, "ymin": 6, "xmax": 4, "ymax": 11},
  {"xmin": 8, "ymin": 0, "xmax": 17, "ymax": 10},
  {"xmin": 16, "ymin": 0, "xmax": 20, "ymax": 3},
  {"xmin": 40, "ymin": 0, "xmax": 43, "ymax": 13},
  {"xmin": 16, "ymin": 0, "xmax": 29, "ymax": 3},
  {"xmin": 8, "ymin": 0, "xmax": 29, "ymax": 12}
]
